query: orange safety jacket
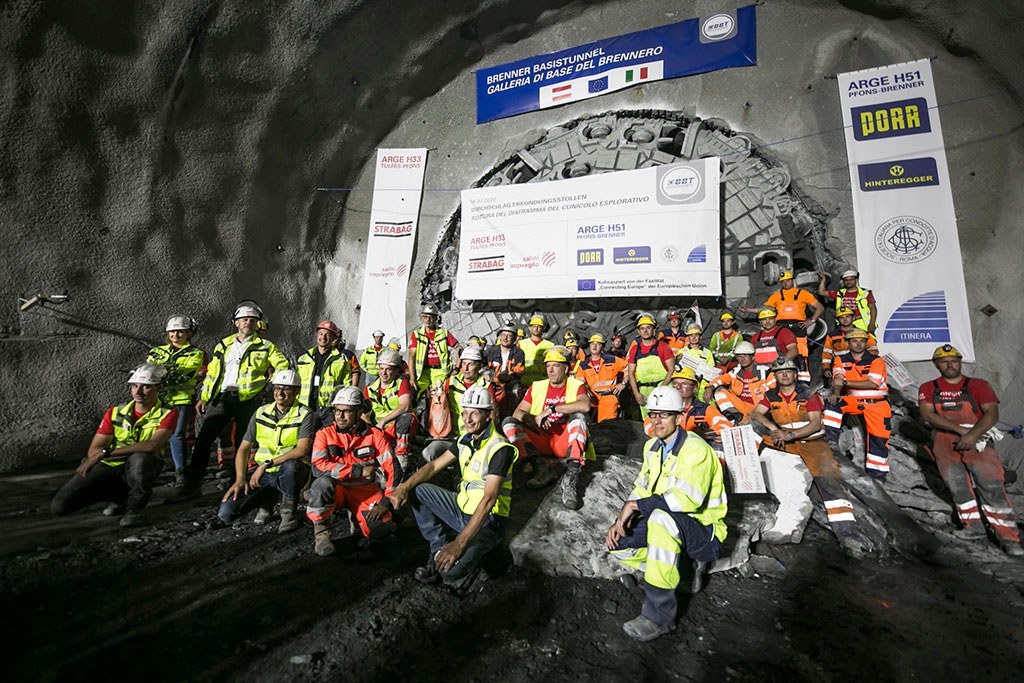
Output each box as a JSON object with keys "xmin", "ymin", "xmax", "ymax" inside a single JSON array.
[
  {"xmin": 659, "ymin": 328, "xmax": 687, "ymax": 352},
  {"xmin": 763, "ymin": 386, "xmax": 825, "ymax": 440},
  {"xmin": 709, "ymin": 366, "xmax": 777, "ymax": 406},
  {"xmin": 822, "ymin": 328, "xmax": 879, "ymax": 368},
  {"xmin": 575, "ymin": 353, "xmax": 628, "ymax": 395},
  {"xmin": 311, "ymin": 420, "xmax": 400, "ymax": 495},
  {"xmin": 831, "ymin": 351, "xmax": 889, "ymax": 400}
]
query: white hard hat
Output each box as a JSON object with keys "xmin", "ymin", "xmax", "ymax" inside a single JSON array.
[
  {"xmin": 378, "ymin": 349, "xmax": 403, "ymax": 367},
  {"xmin": 647, "ymin": 386, "xmax": 684, "ymax": 413},
  {"xmin": 841, "ymin": 269, "xmax": 859, "ymax": 279},
  {"xmin": 165, "ymin": 315, "xmax": 195, "ymax": 332},
  {"xmin": 372, "ymin": 329, "xmax": 385, "ymax": 338},
  {"xmin": 270, "ymin": 369, "xmax": 301, "ymax": 387},
  {"xmin": 460, "ymin": 386, "xmax": 494, "ymax": 410},
  {"xmin": 734, "ymin": 341, "xmax": 756, "ymax": 355},
  {"xmin": 332, "ymin": 386, "xmax": 364, "ymax": 407},
  {"xmin": 128, "ymin": 363, "xmax": 167, "ymax": 385},
  {"xmin": 421, "ymin": 303, "xmax": 439, "ymax": 316},
  {"xmin": 234, "ymin": 305, "xmax": 262, "ymax": 320},
  {"xmin": 460, "ymin": 346, "xmax": 484, "ymax": 362},
  {"xmin": 770, "ymin": 358, "xmax": 798, "ymax": 372}
]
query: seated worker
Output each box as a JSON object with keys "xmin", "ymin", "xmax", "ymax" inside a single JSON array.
[
  {"xmin": 502, "ymin": 346, "xmax": 595, "ymax": 510},
  {"xmin": 750, "ymin": 358, "xmax": 871, "ymax": 556},
  {"xmin": 422, "ymin": 346, "xmax": 494, "ymax": 462},
  {"xmin": 659, "ymin": 310, "xmax": 687, "ymax": 352},
  {"xmin": 218, "ymin": 370, "xmax": 313, "ymax": 533},
  {"xmin": 408, "ymin": 303, "xmax": 459, "ymax": 398},
  {"xmin": 606, "ymin": 386, "xmax": 727, "ymax": 642},
  {"xmin": 358, "ymin": 329, "xmax": 386, "ymax": 386},
  {"xmin": 678, "ymin": 324, "xmax": 716, "ymax": 397},
  {"xmin": 305, "ymin": 387, "xmax": 399, "ymax": 556},
  {"xmin": 626, "ymin": 315, "xmax": 676, "ymax": 418},
  {"xmin": 519, "ymin": 315, "xmax": 553, "ymax": 389},
  {"xmin": 918, "ymin": 345, "xmax": 1022, "ymax": 556},
  {"xmin": 709, "ymin": 312, "xmax": 743, "ymax": 369},
  {"xmin": 749, "ymin": 306, "xmax": 798, "ymax": 380},
  {"xmin": 821, "ymin": 307, "xmax": 878, "ymax": 384},
  {"xmin": 818, "ymin": 269, "xmax": 877, "ymax": 333},
  {"xmin": 389, "ymin": 387, "xmax": 517, "ymax": 590},
  {"xmin": 51, "ymin": 364, "xmax": 176, "ymax": 527},
  {"xmin": 364, "ymin": 349, "xmax": 418, "ymax": 471},
  {"xmin": 823, "ymin": 329, "xmax": 891, "ymax": 480},
  {"xmin": 643, "ymin": 368, "xmax": 733, "ymax": 445},
  {"xmin": 296, "ymin": 320, "xmax": 356, "ymax": 428},
  {"xmin": 575, "ymin": 333, "xmax": 629, "ymax": 422},
  {"xmin": 484, "ymin": 322, "xmax": 526, "ymax": 417},
  {"xmin": 704, "ymin": 341, "xmax": 776, "ymax": 420}
]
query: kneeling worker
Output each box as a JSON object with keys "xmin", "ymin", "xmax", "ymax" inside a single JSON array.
[
  {"xmin": 389, "ymin": 387, "xmax": 517, "ymax": 589},
  {"xmin": 606, "ymin": 386, "xmax": 727, "ymax": 642},
  {"xmin": 51, "ymin": 364, "xmax": 176, "ymax": 527},
  {"xmin": 306, "ymin": 387, "xmax": 399, "ymax": 556}
]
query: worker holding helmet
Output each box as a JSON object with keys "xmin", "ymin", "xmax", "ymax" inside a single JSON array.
[
  {"xmin": 626, "ymin": 314, "xmax": 677, "ymax": 418},
  {"xmin": 818, "ymin": 269, "xmax": 877, "ymax": 333},
  {"xmin": 364, "ymin": 348, "xmax": 418, "ymax": 471}
]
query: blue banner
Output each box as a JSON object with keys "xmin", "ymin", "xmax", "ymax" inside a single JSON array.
[{"xmin": 476, "ymin": 5, "xmax": 757, "ymax": 124}]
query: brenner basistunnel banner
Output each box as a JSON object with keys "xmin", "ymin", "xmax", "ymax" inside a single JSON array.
[
  {"xmin": 355, "ymin": 149, "xmax": 428, "ymax": 350},
  {"xmin": 455, "ymin": 160, "xmax": 721, "ymax": 301},
  {"xmin": 837, "ymin": 59, "xmax": 975, "ymax": 362},
  {"xmin": 475, "ymin": 5, "xmax": 756, "ymax": 124}
]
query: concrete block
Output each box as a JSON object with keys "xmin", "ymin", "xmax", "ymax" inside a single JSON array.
[{"xmin": 759, "ymin": 449, "xmax": 814, "ymax": 545}]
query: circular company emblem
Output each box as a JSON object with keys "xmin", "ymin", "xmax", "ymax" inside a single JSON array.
[
  {"xmin": 702, "ymin": 14, "xmax": 735, "ymax": 40},
  {"xmin": 661, "ymin": 246, "xmax": 678, "ymax": 262},
  {"xmin": 889, "ymin": 164, "xmax": 905, "ymax": 177},
  {"xmin": 660, "ymin": 166, "xmax": 701, "ymax": 201},
  {"xmin": 874, "ymin": 216, "xmax": 938, "ymax": 264}
]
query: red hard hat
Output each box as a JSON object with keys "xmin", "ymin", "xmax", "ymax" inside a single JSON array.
[{"xmin": 317, "ymin": 320, "xmax": 340, "ymax": 335}]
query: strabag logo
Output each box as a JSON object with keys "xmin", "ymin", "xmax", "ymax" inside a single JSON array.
[
  {"xmin": 874, "ymin": 216, "xmax": 938, "ymax": 264},
  {"xmin": 700, "ymin": 11, "xmax": 737, "ymax": 43},
  {"xmin": 372, "ymin": 221, "xmax": 414, "ymax": 238},
  {"xmin": 857, "ymin": 157, "xmax": 939, "ymax": 192},
  {"xmin": 468, "ymin": 255, "xmax": 506, "ymax": 273},
  {"xmin": 656, "ymin": 164, "xmax": 705, "ymax": 204},
  {"xmin": 613, "ymin": 246, "xmax": 652, "ymax": 264},
  {"xmin": 851, "ymin": 97, "xmax": 931, "ymax": 141}
]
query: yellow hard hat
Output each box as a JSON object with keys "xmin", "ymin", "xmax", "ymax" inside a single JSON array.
[
  {"xmin": 589, "ymin": 333, "xmax": 605, "ymax": 344},
  {"xmin": 529, "ymin": 315, "xmax": 545, "ymax": 326},
  {"xmin": 836, "ymin": 307, "xmax": 855, "ymax": 317},
  {"xmin": 517, "ymin": 328, "xmax": 525, "ymax": 338},
  {"xmin": 779, "ymin": 270, "xmax": 794, "ymax": 281},
  {"xmin": 758, "ymin": 306, "xmax": 778, "ymax": 320},
  {"xmin": 719, "ymin": 312, "xmax": 735, "ymax": 321},
  {"xmin": 671, "ymin": 367, "xmax": 699, "ymax": 383},
  {"xmin": 685, "ymin": 324, "xmax": 703, "ymax": 335},
  {"xmin": 844, "ymin": 328, "xmax": 870, "ymax": 340},
  {"xmin": 566, "ymin": 339, "xmax": 579, "ymax": 348},
  {"xmin": 932, "ymin": 344, "xmax": 962, "ymax": 360},
  {"xmin": 636, "ymin": 315, "xmax": 656, "ymax": 327},
  {"xmin": 544, "ymin": 346, "xmax": 570, "ymax": 364}
]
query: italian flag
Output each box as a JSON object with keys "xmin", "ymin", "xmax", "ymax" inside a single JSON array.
[{"xmin": 625, "ymin": 67, "xmax": 649, "ymax": 83}]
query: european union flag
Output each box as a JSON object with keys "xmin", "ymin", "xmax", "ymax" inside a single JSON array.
[{"xmin": 588, "ymin": 76, "xmax": 608, "ymax": 93}]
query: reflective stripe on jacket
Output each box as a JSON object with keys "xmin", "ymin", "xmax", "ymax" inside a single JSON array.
[
  {"xmin": 105, "ymin": 400, "xmax": 173, "ymax": 466},
  {"xmin": 200, "ymin": 334, "xmax": 289, "ymax": 403},
  {"xmin": 147, "ymin": 344, "xmax": 206, "ymax": 406},
  {"xmin": 412, "ymin": 326, "xmax": 453, "ymax": 382},
  {"xmin": 835, "ymin": 287, "xmax": 873, "ymax": 331},
  {"xmin": 763, "ymin": 386, "xmax": 825, "ymax": 439},
  {"xmin": 296, "ymin": 347, "xmax": 353, "ymax": 409},
  {"xmin": 456, "ymin": 424, "xmax": 517, "ymax": 517},
  {"xmin": 252, "ymin": 403, "xmax": 311, "ymax": 473}
]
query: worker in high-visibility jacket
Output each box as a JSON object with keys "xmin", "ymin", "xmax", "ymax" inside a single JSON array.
[
  {"xmin": 503, "ymin": 346, "xmax": 595, "ymax": 510},
  {"xmin": 918, "ymin": 345, "xmax": 1022, "ymax": 556},
  {"xmin": 575, "ymin": 333, "xmax": 628, "ymax": 422},
  {"xmin": 422, "ymin": 347, "xmax": 495, "ymax": 465},
  {"xmin": 484, "ymin": 323, "xmax": 526, "ymax": 417},
  {"xmin": 296, "ymin": 320, "xmax": 356, "ymax": 428},
  {"xmin": 823, "ymin": 329, "xmax": 891, "ymax": 480},
  {"xmin": 818, "ymin": 269, "xmax": 877, "ymax": 333},
  {"xmin": 172, "ymin": 303, "xmax": 290, "ymax": 500},
  {"xmin": 607, "ymin": 386, "xmax": 727, "ymax": 642},
  {"xmin": 364, "ymin": 349, "xmax": 418, "ymax": 471},
  {"xmin": 390, "ymin": 386, "xmax": 518, "ymax": 590},
  {"xmin": 626, "ymin": 315, "xmax": 676, "ymax": 419},
  {"xmin": 358, "ymin": 329, "xmax": 386, "ymax": 387},
  {"xmin": 679, "ymin": 324, "xmax": 716, "ymax": 398},
  {"xmin": 306, "ymin": 386, "xmax": 399, "ymax": 556},
  {"xmin": 751, "ymin": 357, "xmax": 872, "ymax": 556},
  {"xmin": 821, "ymin": 307, "xmax": 878, "ymax": 383},
  {"xmin": 659, "ymin": 310, "xmax": 687, "ymax": 352},
  {"xmin": 748, "ymin": 306, "xmax": 799, "ymax": 380},
  {"xmin": 52, "ymin": 364, "xmax": 176, "ymax": 528},
  {"xmin": 218, "ymin": 369, "xmax": 313, "ymax": 533},
  {"xmin": 643, "ymin": 368, "xmax": 733, "ymax": 445},
  {"xmin": 747, "ymin": 271, "xmax": 822, "ymax": 382},
  {"xmin": 408, "ymin": 303, "xmax": 460, "ymax": 397},
  {"xmin": 709, "ymin": 312, "xmax": 743, "ymax": 368},
  {"xmin": 704, "ymin": 341, "xmax": 776, "ymax": 419},
  {"xmin": 147, "ymin": 315, "xmax": 207, "ymax": 487},
  {"xmin": 518, "ymin": 315, "xmax": 553, "ymax": 388}
]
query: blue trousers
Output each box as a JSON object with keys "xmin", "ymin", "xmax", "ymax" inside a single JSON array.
[
  {"xmin": 217, "ymin": 460, "xmax": 308, "ymax": 523},
  {"xmin": 167, "ymin": 406, "xmax": 192, "ymax": 471}
]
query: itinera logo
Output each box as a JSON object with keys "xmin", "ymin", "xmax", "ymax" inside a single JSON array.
[
  {"xmin": 372, "ymin": 221, "xmax": 414, "ymax": 237},
  {"xmin": 656, "ymin": 164, "xmax": 705, "ymax": 204}
]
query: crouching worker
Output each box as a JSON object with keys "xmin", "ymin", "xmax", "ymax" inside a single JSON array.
[
  {"xmin": 218, "ymin": 370, "xmax": 313, "ymax": 533},
  {"xmin": 364, "ymin": 349, "xmax": 418, "ymax": 471},
  {"xmin": 304, "ymin": 387, "xmax": 399, "ymax": 556},
  {"xmin": 51, "ymin": 364, "xmax": 176, "ymax": 527},
  {"xmin": 389, "ymin": 387, "xmax": 517, "ymax": 590},
  {"xmin": 607, "ymin": 386, "xmax": 727, "ymax": 642}
]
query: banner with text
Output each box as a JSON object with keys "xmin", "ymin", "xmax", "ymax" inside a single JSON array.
[
  {"xmin": 476, "ymin": 5, "xmax": 756, "ymax": 124},
  {"xmin": 837, "ymin": 59, "xmax": 974, "ymax": 362},
  {"xmin": 356, "ymin": 149, "xmax": 428, "ymax": 349},
  {"xmin": 456, "ymin": 160, "xmax": 721, "ymax": 300}
]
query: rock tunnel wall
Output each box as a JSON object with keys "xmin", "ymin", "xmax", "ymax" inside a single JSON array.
[{"xmin": 1, "ymin": 0, "xmax": 1022, "ymax": 471}]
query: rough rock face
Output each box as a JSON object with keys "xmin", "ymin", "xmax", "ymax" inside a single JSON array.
[{"xmin": 2, "ymin": 0, "xmax": 1024, "ymax": 471}]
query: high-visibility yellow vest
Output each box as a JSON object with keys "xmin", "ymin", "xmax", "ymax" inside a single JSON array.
[
  {"xmin": 835, "ymin": 287, "xmax": 873, "ymax": 331},
  {"xmin": 296, "ymin": 347, "xmax": 352, "ymax": 408},
  {"xmin": 200, "ymin": 334, "xmax": 290, "ymax": 403},
  {"xmin": 252, "ymin": 402, "xmax": 310, "ymax": 473},
  {"xmin": 629, "ymin": 431, "xmax": 728, "ymax": 541},
  {"xmin": 367, "ymin": 378, "xmax": 402, "ymax": 421},
  {"xmin": 456, "ymin": 424, "xmax": 517, "ymax": 517},
  {"xmin": 448, "ymin": 373, "xmax": 490, "ymax": 435},
  {"xmin": 412, "ymin": 326, "xmax": 453, "ymax": 382},
  {"xmin": 633, "ymin": 340, "xmax": 670, "ymax": 385},
  {"xmin": 359, "ymin": 346, "xmax": 383, "ymax": 376},
  {"xmin": 147, "ymin": 344, "xmax": 205, "ymax": 406},
  {"xmin": 527, "ymin": 377, "xmax": 596, "ymax": 459},
  {"xmin": 105, "ymin": 401, "xmax": 173, "ymax": 467},
  {"xmin": 519, "ymin": 337, "xmax": 553, "ymax": 385}
]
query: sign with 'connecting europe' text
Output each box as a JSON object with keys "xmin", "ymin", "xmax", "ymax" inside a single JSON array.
[
  {"xmin": 475, "ymin": 5, "xmax": 757, "ymax": 124},
  {"xmin": 455, "ymin": 159, "xmax": 721, "ymax": 301},
  {"xmin": 837, "ymin": 59, "xmax": 974, "ymax": 362}
]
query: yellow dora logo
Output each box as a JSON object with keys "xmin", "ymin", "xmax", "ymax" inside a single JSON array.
[{"xmin": 889, "ymin": 165, "xmax": 905, "ymax": 177}]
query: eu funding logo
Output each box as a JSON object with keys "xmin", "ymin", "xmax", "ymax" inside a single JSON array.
[
  {"xmin": 613, "ymin": 246, "xmax": 651, "ymax": 264},
  {"xmin": 858, "ymin": 157, "xmax": 939, "ymax": 192},
  {"xmin": 851, "ymin": 97, "xmax": 931, "ymax": 141},
  {"xmin": 577, "ymin": 279, "xmax": 596, "ymax": 292}
]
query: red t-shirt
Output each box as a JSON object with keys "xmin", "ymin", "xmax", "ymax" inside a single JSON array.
[
  {"xmin": 626, "ymin": 339, "xmax": 675, "ymax": 364},
  {"xmin": 522, "ymin": 382, "xmax": 569, "ymax": 432},
  {"xmin": 918, "ymin": 377, "xmax": 998, "ymax": 421},
  {"xmin": 363, "ymin": 377, "xmax": 414, "ymax": 401},
  {"xmin": 96, "ymin": 405, "xmax": 179, "ymax": 436},
  {"xmin": 759, "ymin": 391, "xmax": 824, "ymax": 412},
  {"xmin": 408, "ymin": 329, "xmax": 458, "ymax": 368},
  {"xmin": 827, "ymin": 288, "xmax": 876, "ymax": 309}
]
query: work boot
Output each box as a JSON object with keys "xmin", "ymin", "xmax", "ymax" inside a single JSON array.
[
  {"xmin": 525, "ymin": 457, "xmax": 556, "ymax": 489},
  {"xmin": 414, "ymin": 556, "xmax": 440, "ymax": 584},
  {"xmin": 103, "ymin": 503, "xmax": 124, "ymax": 517},
  {"xmin": 396, "ymin": 453, "xmax": 409, "ymax": 473},
  {"xmin": 560, "ymin": 462, "xmax": 582, "ymax": 510},
  {"xmin": 278, "ymin": 498, "xmax": 299, "ymax": 534},
  {"xmin": 690, "ymin": 560, "xmax": 708, "ymax": 594},
  {"xmin": 313, "ymin": 522, "xmax": 335, "ymax": 556},
  {"xmin": 253, "ymin": 507, "xmax": 274, "ymax": 526},
  {"xmin": 998, "ymin": 538, "xmax": 1024, "ymax": 557},
  {"xmin": 623, "ymin": 615, "xmax": 674, "ymax": 642},
  {"xmin": 173, "ymin": 469, "xmax": 187, "ymax": 488},
  {"xmin": 119, "ymin": 511, "xmax": 148, "ymax": 528}
]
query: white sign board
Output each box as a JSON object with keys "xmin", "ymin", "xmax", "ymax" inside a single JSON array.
[
  {"xmin": 456, "ymin": 161, "xmax": 721, "ymax": 300},
  {"xmin": 676, "ymin": 352, "xmax": 721, "ymax": 381},
  {"xmin": 721, "ymin": 425, "xmax": 766, "ymax": 494}
]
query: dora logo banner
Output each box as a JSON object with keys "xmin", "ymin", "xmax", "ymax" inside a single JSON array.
[{"xmin": 851, "ymin": 97, "xmax": 931, "ymax": 141}]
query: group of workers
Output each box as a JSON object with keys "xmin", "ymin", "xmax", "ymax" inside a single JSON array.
[{"xmin": 48, "ymin": 268, "xmax": 1023, "ymax": 642}]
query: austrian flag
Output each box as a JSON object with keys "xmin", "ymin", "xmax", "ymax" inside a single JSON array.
[{"xmin": 538, "ymin": 60, "xmax": 664, "ymax": 109}]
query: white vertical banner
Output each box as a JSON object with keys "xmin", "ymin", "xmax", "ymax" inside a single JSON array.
[
  {"xmin": 355, "ymin": 149, "xmax": 428, "ymax": 349},
  {"xmin": 837, "ymin": 59, "xmax": 974, "ymax": 362}
]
